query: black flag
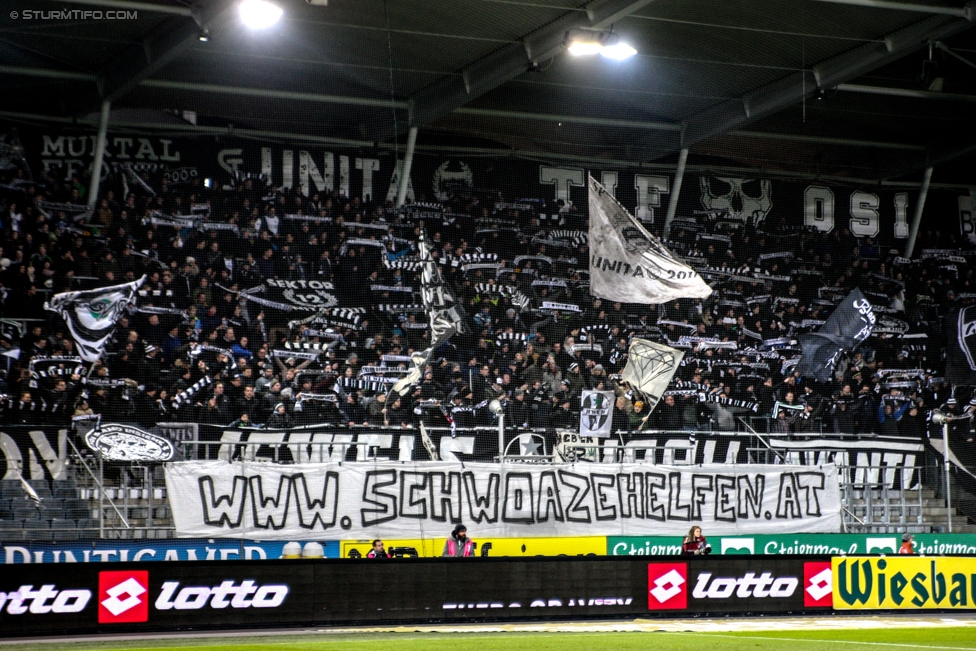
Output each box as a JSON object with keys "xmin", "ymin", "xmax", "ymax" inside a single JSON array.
[
  {"xmin": 796, "ymin": 288, "xmax": 875, "ymax": 382},
  {"xmin": 946, "ymin": 306, "xmax": 976, "ymax": 385}
]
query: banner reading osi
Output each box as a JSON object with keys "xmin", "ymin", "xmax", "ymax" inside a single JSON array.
[{"xmin": 833, "ymin": 557, "xmax": 976, "ymax": 609}]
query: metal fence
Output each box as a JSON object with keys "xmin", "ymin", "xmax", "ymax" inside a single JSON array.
[{"xmin": 0, "ymin": 423, "xmax": 949, "ymax": 541}]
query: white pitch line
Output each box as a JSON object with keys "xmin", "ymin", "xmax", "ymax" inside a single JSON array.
[
  {"xmin": 9, "ymin": 617, "xmax": 976, "ymax": 647},
  {"xmin": 681, "ymin": 632, "xmax": 976, "ymax": 651}
]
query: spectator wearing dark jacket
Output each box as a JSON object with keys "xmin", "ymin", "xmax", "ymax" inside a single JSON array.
[
  {"xmin": 267, "ymin": 402, "xmax": 293, "ymax": 428},
  {"xmin": 654, "ymin": 395, "xmax": 683, "ymax": 430}
]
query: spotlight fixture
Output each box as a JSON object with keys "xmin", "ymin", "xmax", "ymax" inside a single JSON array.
[
  {"xmin": 198, "ymin": 28, "xmax": 210, "ymax": 42},
  {"xmin": 239, "ymin": 0, "xmax": 282, "ymax": 30},
  {"xmin": 565, "ymin": 29, "xmax": 637, "ymax": 60}
]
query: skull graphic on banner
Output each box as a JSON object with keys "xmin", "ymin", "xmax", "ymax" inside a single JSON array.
[{"xmin": 700, "ymin": 176, "xmax": 773, "ymax": 225}]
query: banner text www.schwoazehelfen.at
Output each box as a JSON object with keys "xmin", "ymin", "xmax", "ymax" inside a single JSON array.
[{"xmin": 165, "ymin": 462, "xmax": 841, "ymax": 539}]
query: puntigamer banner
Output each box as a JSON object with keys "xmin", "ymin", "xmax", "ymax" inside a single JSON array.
[
  {"xmin": 165, "ymin": 461, "xmax": 841, "ymax": 539},
  {"xmin": 1, "ymin": 539, "xmax": 340, "ymax": 564}
]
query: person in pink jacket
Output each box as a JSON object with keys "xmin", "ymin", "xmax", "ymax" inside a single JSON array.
[{"xmin": 442, "ymin": 524, "xmax": 476, "ymax": 557}]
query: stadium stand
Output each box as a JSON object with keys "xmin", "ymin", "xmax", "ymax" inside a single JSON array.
[{"xmin": 1, "ymin": 133, "xmax": 976, "ymax": 541}]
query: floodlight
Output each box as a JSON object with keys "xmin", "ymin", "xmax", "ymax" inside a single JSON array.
[
  {"xmin": 601, "ymin": 41, "xmax": 637, "ymax": 60},
  {"xmin": 565, "ymin": 29, "xmax": 637, "ymax": 60},
  {"xmin": 239, "ymin": 0, "xmax": 282, "ymax": 29},
  {"xmin": 568, "ymin": 39, "xmax": 604, "ymax": 56}
]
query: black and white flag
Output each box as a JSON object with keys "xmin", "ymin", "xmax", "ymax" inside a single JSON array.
[
  {"xmin": 44, "ymin": 276, "xmax": 145, "ymax": 362},
  {"xmin": 796, "ymin": 288, "xmax": 875, "ymax": 382},
  {"xmin": 620, "ymin": 338, "xmax": 684, "ymax": 413},
  {"xmin": 392, "ymin": 232, "xmax": 464, "ymax": 395},
  {"xmin": 579, "ymin": 390, "xmax": 615, "ymax": 438},
  {"xmin": 588, "ymin": 175, "xmax": 712, "ymax": 303},
  {"xmin": 946, "ymin": 306, "xmax": 976, "ymax": 385}
]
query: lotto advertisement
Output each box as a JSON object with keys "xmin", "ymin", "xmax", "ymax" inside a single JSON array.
[{"xmin": 2, "ymin": 556, "xmax": 974, "ymax": 637}]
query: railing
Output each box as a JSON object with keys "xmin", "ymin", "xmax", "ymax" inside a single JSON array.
[
  {"xmin": 835, "ymin": 464, "xmax": 926, "ymax": 533},
  {"xmin": 0, "ymin": 422, "xmax": 946, "ymax": 540}
]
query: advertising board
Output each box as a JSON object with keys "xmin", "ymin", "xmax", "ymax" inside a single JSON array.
[
  {"xmin": 1, "ymin": 540, "xmax": 340, "ymax": 564},
  {"xmin": 339, "ymin": 537, "xmax": 605, "ymax": 558},
  {"xmin": 608, "ymin": 534, "xmax": 976, "ymax": 556},
  {"xmin": 832, "ymin": 557, "xmax": 976, "ymax": 610},
  {"xmin": 0, "ymin": 555, "xmax": 838, "ymax": 637},
  {"xmin": 646, "ymin": 557, "xmax": 832, "ymax": 613}
]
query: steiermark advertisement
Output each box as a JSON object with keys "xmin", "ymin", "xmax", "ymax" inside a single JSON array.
[{"xmin": 608, "ymin": 534, "xmax": 976, "ymax": 556}]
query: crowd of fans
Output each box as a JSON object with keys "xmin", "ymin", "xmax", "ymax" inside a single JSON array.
[{"xmin": 1, "ymin": 152, "xmax": 975, "ymax": 466}]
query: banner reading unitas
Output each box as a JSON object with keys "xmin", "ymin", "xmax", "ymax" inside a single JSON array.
[{"xmin": 588, "ymin": 175, "xmax": 712, "ymax": 304}]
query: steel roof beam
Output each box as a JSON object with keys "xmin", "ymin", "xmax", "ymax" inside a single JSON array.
[
  {"xmin": 0, "ymin": 65, "xmax": 927, "ymax": 151},
  {"xmin": 810, "ymin": 0, "xmax": 971, "ymax": 18},
  {"xmin": 85, "ymin": 0, "xmax": 238, "ymax": 108},
  {"xmin": 682, "ymin": 3, "xmax": 976, "ymax": 147},
  {"xmin": 838, "ymin": 82, "xmax": 976, "ymax": 101},
  {"xmin": 403, "ymin": 0, "xmax": 656, "ymax": 133}
]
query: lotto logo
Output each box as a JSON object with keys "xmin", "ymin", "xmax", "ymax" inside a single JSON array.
[
  {"xmin": 98, "ymin": 571, "xmax": 149, "ymax": 623},
  {"xmin": 803, "ymin": 562, "xmax": 833, "ymax": 608},
  {"xmin": 647, "ymin": 563, "xmax": 687, "ymax": 610}
]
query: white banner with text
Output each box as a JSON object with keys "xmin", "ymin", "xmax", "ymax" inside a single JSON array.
[{"xmin": 165, "ymin": 462, "xmax": 841, "ymax": 539}]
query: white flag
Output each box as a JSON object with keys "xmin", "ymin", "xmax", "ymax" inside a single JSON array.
[
  {"xmin": 620, "ymin": 338, "xmax": 684, "ymax": 412},
  {"xmin": 588, "ymin": 175, "xmax": 712, "ymax": 303},
  {"xmin": 44, "ymin": 276, "xmax": 145, "ymax": 362}
]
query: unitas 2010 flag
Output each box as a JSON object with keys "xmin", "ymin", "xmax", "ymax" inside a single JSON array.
[{"xmin": 588, "ymin": 175, "xmax": 712, "ymax": 304}]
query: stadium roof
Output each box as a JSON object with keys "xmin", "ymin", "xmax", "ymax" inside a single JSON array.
[{"xmin": 3, "ymin": 0, "xmax": 976, "ymax": 183}]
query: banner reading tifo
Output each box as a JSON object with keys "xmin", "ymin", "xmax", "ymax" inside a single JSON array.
[
  {"xmin": 165, "ymin": 461, "xmax": 841, "ymax": 539},
  {"xmin": 833, "ymin": 557, "xmax": 976, "ymax": 610}
]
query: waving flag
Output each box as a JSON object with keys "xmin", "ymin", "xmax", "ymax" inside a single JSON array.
[
  {"xmin": 588, "ymin": 175, "xmax": 712, "ymax": 303},
  {"xmin": 392, "ymin": 232, "xmax": 464, "ymax": 395},
  {"xmin": 946, "ymin": 306, "xmax": 976, "ymax": 385},
  {"xmin": 44, "ymin": 276, "xmax": 145, "ymax": 362},
  {"xmin": 620, "ymin": 338, "xmax": 684, "ymax": 412},
  {"xmin": 796, "ymin": 288, "xmax": 875, "ymax": 382}
]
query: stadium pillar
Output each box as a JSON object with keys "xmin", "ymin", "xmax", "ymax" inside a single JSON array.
[
  {"xmin": 941, "ymin": 421, "xmax": 953, "ymax": 532},
  {"xmin": 663, "ymin": 147, "xmax": 689, "ymax": 238},
  {"xmin": 396, "ymin": 127, "xmax": 419, "ymax": 208},
  {"xmin": 904, "ymin": 166, "xmax": 933, "ymax": 259},
  {"xmin": 497, "ymin": 412, "xmax": 505, "ymax": 462},
  {"xmin": 87, "ymin": 100, "xmax": 111, "ymax": 209}
]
